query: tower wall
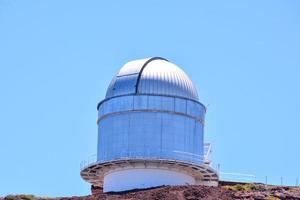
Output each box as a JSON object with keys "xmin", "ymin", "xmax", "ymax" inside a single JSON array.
[{"xmin": 97, "ymin": 94, "xmax": 205, "ymax": 165}]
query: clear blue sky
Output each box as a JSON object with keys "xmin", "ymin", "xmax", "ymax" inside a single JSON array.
[{"xmin": 0, "ymin": 0, "xmax": 299, "ymax": 197}]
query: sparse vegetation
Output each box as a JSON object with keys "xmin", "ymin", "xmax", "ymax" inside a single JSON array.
[
  {"xmin": 265, "ymin": 196, "xmax": 280, "ymax": 200},
  {"xmin": 0, "ymin": 194, "xmax": 51, "ymax": 200},
  {"xmin": 223, "ymin": 183, "xmax": 264, "ymax": 191},
  {"xmin": 289, "ymin": 187, "xmax": 300, "ymax": 193},
  {"xmin": 5, "ymin": 195, "xmax": 37, "ymax": 200}
]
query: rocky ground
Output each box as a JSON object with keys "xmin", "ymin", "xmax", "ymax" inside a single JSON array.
[{"xmin": 2, "ymin": 183, "xmax": 300, "ymax": 200}]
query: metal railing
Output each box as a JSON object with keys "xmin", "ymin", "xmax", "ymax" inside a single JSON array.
[
  {"xmin": 219, "ymin": 173, "xmax": 300, "ymax": 187},
  {"xmin": 80, "ymin": 149, "xmax": 209, "ymax": 170},
  {"xmin": 219, "ymin": 172, "xmax": 256, "ymax": 183},
  {"xmin": 203, "ymin": 143, "xmax": 212, "ymax": 164}
]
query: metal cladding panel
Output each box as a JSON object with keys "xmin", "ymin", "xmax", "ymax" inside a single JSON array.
[
  {"xmin": 175, "ymin": 98, "xmax": 187, "ymax": 113},
  {"xmin": 98, "ymin": 95, "xmax": 205, "ymax": 122},
  {"xmin": 98, "ymin": 114, "xmax": 130, "ymax": 160},
  {"xmin": 100, "ymin": 96, "xmax": 134, "ymax": 117},
  {"xmin": 107, "ymin": 74, "xmax": 139, "ymax": 97},
  {"xmin": 161, "ymin": 96, "xmax": 175, "ymax": 112},
  {"xmin": 138, "ymin": 59, "xmax": 199, "ymax": 101},
  {"xmin": 133, "ymin": 95, "xmax": 148, "ymax": 110},
  {"xmin": 128, "ymin": 112, "xmax": 162, "ymax": 154},
  {"xmin": 187, "ymin": 100, "xmax": 204, "ymax": 117},
  {"xmin": 147, "ymin": 95, "xmax": 162, "ymax": 110},
  {"xmin": 97, "ymin": 112, "xmax": 204, "ymax": 164}
]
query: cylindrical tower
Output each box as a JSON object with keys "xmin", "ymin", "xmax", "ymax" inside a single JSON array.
[{"xmin": 81, "ymin": 57, "xmax": 218, "ymax": 192}]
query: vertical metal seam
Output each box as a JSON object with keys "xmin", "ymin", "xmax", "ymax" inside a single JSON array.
[
  {"xmin": 135, "ymin": 57, "xmax": 169, "ymax": 94},
  {"xmin": 160, "ymin": 112, "xmax": 163, "ymax": 156}
]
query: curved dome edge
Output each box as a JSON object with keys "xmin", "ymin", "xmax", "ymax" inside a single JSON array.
[{"xmin": 100, "ymin": 57, "xmax": 200, "ymax": 110}]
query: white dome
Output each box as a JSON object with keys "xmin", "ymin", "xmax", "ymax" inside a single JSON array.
[{"xmin": 105, "ymin": 57, "xmax": 199, "ymax": 101}]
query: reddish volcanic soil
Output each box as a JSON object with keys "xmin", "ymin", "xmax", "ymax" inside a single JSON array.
[
  {"xmin": 2, "ymin": 183, "xmax": 300, "ymax": 200},
  {"xmin": 90, "ymin": 185, "xmax": 234, "ymax": 200}
]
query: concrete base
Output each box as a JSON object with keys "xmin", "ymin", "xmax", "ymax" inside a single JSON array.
[
  {"xmin": 91, "ymin": 185, "xmax": 103, "ymax": 195},
  {"xmin": 196, "ymin": 180, "xmax": 219, "ymax": 187},
  {"xmin": 103, "ymin": 168, "xmax": 195, "ymax": 192}
]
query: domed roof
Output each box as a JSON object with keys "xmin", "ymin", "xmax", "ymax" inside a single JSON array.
[{"xmin": 105, "ymin": 57, "xmax": 199, "ymax": 101}]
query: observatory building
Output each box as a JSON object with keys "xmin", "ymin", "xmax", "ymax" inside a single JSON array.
[{"xmin": 80, "ymin": 57, "xmax": 218, "ymax": 192}]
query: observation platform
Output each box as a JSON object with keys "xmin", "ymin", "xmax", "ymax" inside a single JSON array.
[{"xmin": 80, "ymin": 144, "xmax": 219, "ymax": 191}]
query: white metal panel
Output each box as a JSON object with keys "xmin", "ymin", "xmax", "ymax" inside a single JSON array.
[{"xmin": 103, "ymin": 168, "xmax": 195, "ymax": 192}]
